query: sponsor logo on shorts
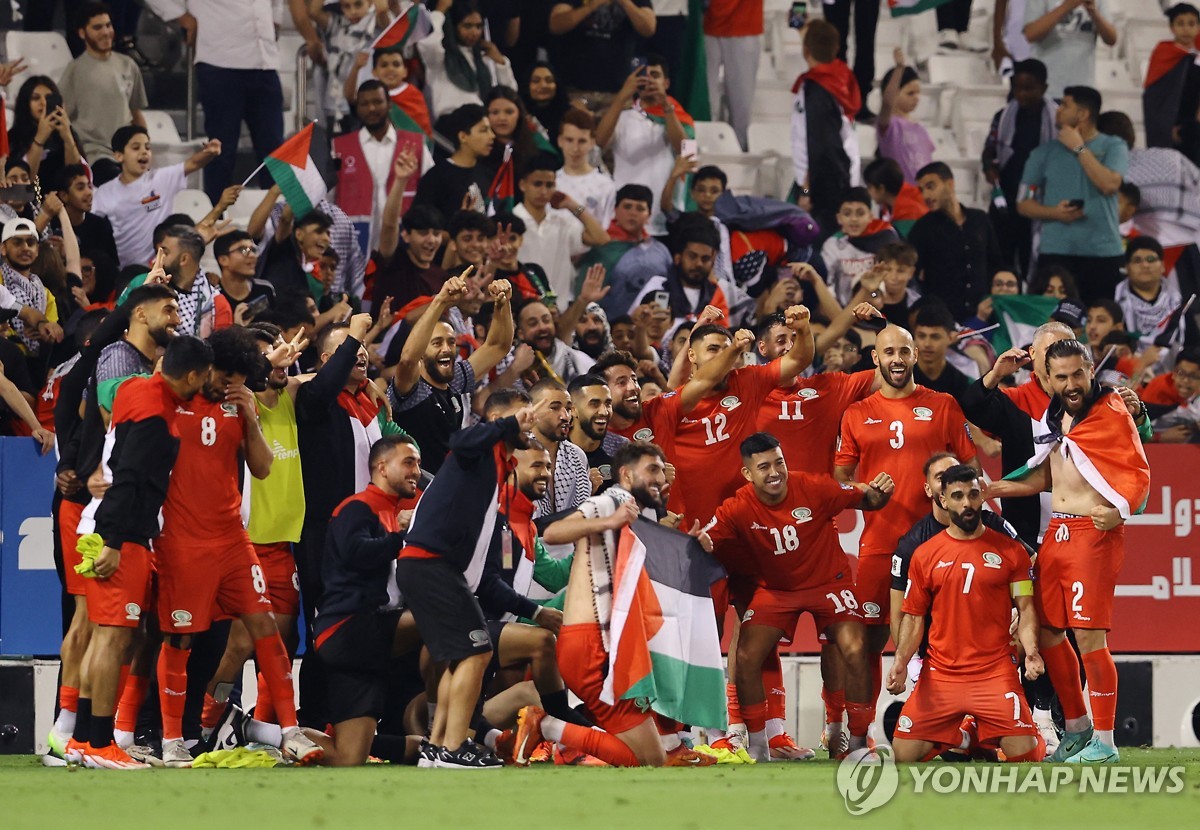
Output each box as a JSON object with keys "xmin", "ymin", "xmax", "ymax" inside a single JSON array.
[
  {"xmin": 469, "ymin": 629, "xmax": 490, "ymax": 647},
  {"xmin": 792, "ymin": 507, "xmax": 813, "ymax": 523},
  {"xmin": 1073, "ymin": 612, "xmax": 1092, "ymax": 622},
  {"xmin": 798, "ymin": 388, "xmax": 819, "ymax": 399},
  {"xmin": 913, "ymin": 407, "xmax": 933, "ymax": 421},
  {"xmin": 721, "ymin": 395, "xmax": 742, "ymax": 411},
  {"xmin": 982, "ymin": 552, "xmax": 1002, "ymax": 569},
  {"xmin": 896, "ymin": 716, "xmax": 913, "ymax": 733},
  {"xmin": 171, "ymin": 609, "xmax": 193, "ymax": 627},
  {"xmin": 633, "ymin": 428, "xmax": 654, "ymax": 442},
  {"xmin": 862, "ymin": 602, "xmax": 881, "ymax": 619},
  {"xmin": 124, "ymin": 602, "xmax": 141, "ymax": 621},
  {"xmin": 292, "ymin": 572, "xmax": 300, "ymax": 592}
]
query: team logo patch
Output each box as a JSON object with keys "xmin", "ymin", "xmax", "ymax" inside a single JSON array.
[
  {"xmin": 791, "ymin": 507, "xmax": 813, "ymax": 523},
  {"xmin": 720, "ymin": 395, "xmax": 741, "ymax": 410},
  {"xmin": 469, "ymin": 629, "xmax": 490, "ymax": 646},
  {"xmin": 982, "ymin": 552, "xmax": 1003, "ymax": 569},
  {"xmin": 912, "ymin": 407, "xmax": 933, "ymax": 421},
  {"xmin": 896, "ymin": 716, "xmax": 912, "ymax": 733},
  {"xmin": 862, "ymin": 602, "xmax": 881, "ymax": 619},
  {"xmin": 633, "ymin": 428, "xmax": 654, "ymax": 442},
  {"xmin": 742, "ymin": 609, "xmax": 755, "ymax": 623},
  {"xmin": 220, "ymin": 403, "xmax": 238, "ymax": 416},
  {"xmin": 598, "ymin": 464, "xmax": 611, "ymax": 480},
  {"xmin": 171, "ymin": 609, "xmax": 193, "ymax": 627},
  {"xmin": 798, "ymin": 388, "xmax": 819, "ymax": 399},
  {"xmin": 124, "ymin": 602, "xmax": 141, "ymax": 621}
]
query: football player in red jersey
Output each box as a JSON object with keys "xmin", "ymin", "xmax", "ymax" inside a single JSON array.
[{"xmin": 708, "ymin": 433, "xmax": 894, "ymax": 761}]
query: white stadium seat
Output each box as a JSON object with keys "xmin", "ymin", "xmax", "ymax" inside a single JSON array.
[
  {"xmin": 856, "ymin": 122, "xmax": 877, "ymax": 159},
  {"xmin": 693, "ymin": 121, "xmax": 744, "ymax": 156},
  {"xmin": 172, "ymin": 189, "xmax": 213, "ymax": 224},
  {"xmin": 700, "ymin": 153, "xmax": 769, "ymax": 197},
  {"xmin": 1096, "ymin": 58, "xmax": 1136, "ymax": 91},
  {"xmin": 4, "ymin": 31, "xmax": 71, "ymax": 88},
  {"xmin": 225, "ymin": 189, "xmax": 271, "ymax": 231},
  {"xmin": 927, "ymin": 54, "xmax": 998, "ymax": 88},
  {"xmin": 747, "ymin": 121, "xmax": 791, "ymax": 159},
  {"xmin": 928, "ymin": 126, "xmax": 966, "ymax": 162},
  {"xmin": 752, "ymin": 88, "xmax": 796, "ymax": 122}
]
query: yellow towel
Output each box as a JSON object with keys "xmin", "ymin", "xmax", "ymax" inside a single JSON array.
[
  {"xmin": 74, "ymin": 533, "xmax": 103, "ymax": 578},
  {"xmin": 191, "ymin": 747, "xmax": 281, "ymax": 768}
]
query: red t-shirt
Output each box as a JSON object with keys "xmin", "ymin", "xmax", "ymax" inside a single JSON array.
[
  {"xmin": 903, "ymin": 528, "xmax": 1032, "ymax": 681},
  {"xmin": 759, "ymin": 370, "xmax": 876, "ymax": 475},
  {"xmin": 159, "ymin": 395, "xmax": 247, "ymax": 543},
  {"xmin": 709, "ymin": 472, "xmax": 862, "ymax": 591},
  {"xmin": 1141, "ymin": 373, "xmax": 1188, "ymax": 407},
  {"xmin": 834, "ymin": 387, "xmax": 976, "ymax": 556}
]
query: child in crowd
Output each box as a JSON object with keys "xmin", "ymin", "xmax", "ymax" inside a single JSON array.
[
  {"xmin": 92, "ymin": 126, "xmax": 220, "ymax": 269},
  {"xmin": 576, "ymin": 184, "xmax": 672, "ymax": 319},
  {"xmin": 872, "ymin": 241, "xmax": 920, "ymax": 328},
  {"xmin": 311, "ymin": 0, "xmax": 392, "ymax": 124},
  {"xmin": 863, "ymin": 157, "xmax": 928, "ymax": 238},
  {"xmin": 555, "ymin": 108, "xmax": 615, "ymax": 229},
  {"xmin": 819, "ymin": 187, "xmax": 899, "ymax": 305},
  {"xmin": 1143, "ymin": 3, "xmax": 1200, "ymax": 164},
  {"xmin": 489, "ymin": 212, "xmax": 553, "ymax": 301},
  {"xmin": 346, "ymin": 46, "xmax": 433, "ymax": 136},
  {"xmin": 877, "ymin": 49, "xmax": 934, "ymax": 184},
  {"xmin": 1118, "ymin": 181, "xmax": 1142, "ymax": 244},
  {"xmin": 661, "ymin": 161, "xmax": 733, "ymax": 284}
]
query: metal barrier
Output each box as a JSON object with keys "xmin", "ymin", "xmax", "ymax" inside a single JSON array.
[
  {"xmin": 185, "ymin": 42, "xmax": 195, "ymax": 141},
  {"xmin": 183, "ymin": 43, "xmax": 310, "ymax": 141}
]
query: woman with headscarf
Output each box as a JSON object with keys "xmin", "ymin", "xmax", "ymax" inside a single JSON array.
[
  {"xmin": 417, "ymin": 0, "xmax": 517, "ymax": 119},
  {"xmin": 6, "ymin": 76, "xmax": 84, "ymax": 190},
  {"xmin": 521, "ymin": 62, "xmax": 570, "ymax": 146}
]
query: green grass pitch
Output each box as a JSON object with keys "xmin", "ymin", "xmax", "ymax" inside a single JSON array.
[{"xmin": 3, "ymin": 749, "xmax": 1200, "ymax": 830}]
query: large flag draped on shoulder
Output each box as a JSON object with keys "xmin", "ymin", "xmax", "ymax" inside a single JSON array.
[
  {"xmin": 601, "ymin": 517, "xmax": 727, "ymax": 729},
  {"xmin": 1143, "ymin": 40, "xmax": 1194, "ymax": 149},
  {"xmin": 991, "ymin": 294, "xmax": 1059, "ymax": 354},
  {"xmin": 371, "ymin": 1, "xmax": 433, "ymax": 51},
  {"xmin": 888, "ymin": 0, "xmax": 951, "ymax": 16},
  {"xmin": 264, "ymin": 122, "xmax": 329, "ymax": 220}
]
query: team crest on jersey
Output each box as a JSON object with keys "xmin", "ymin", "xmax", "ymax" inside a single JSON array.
[
  {"xmin": 798, "ymin": 388, "xmax": 819, "ymax": 399},
  {"xmin": 172, "ymin": 609, "xmax": 193, "ymax": 627},
  {"xmin": 220, "ymin": 403, "xmax": 238, "ymax": 417},
  {"xmin": 913, "ymin": 407, "xmax": 933, "ymax": 421},
  {"xmin": 862, "ymin": 602, "xmax": 881, "ymax": 619},
  {"xmin": 599, "ymin": 464, "xmax": 612, "ymax": 480},
  {"xmin": 720, "ymin": 395, "xmax": 742, "ymax": 411},
  {"xmin": 897, "ymin": 715, "xmax": 912, "ymax": 733},
  {"xmin": 633, "ymin": 428, "xmax": 654, "ymax": 442},
  {"xmin": 124, "ymin": 603, "xmax": 141, "ymax": 621},
  {"xmin": 791, "ymin": 507, "xmax": 813, "ymax": 523},
  {"xmin": 982, "ymin": 552, "xmax": 1002, "ymax": 569},
  {"xmin": 742, "ymin": 609, "xmax": 755, "ymax": 623}
]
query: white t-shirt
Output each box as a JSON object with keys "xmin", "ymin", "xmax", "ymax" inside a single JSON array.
[
  {"xmin": 514, "ymin": 202, "xmax": 587, "ymax": 304},
  {"xmin": 93, "ymin": 163, "xmax": 188, "ymax": 269},
  {"xmin": 556, "ymin": 168, "xmax": 617, "ymax": 228},
  {"xmin": 611, "ymin": 107, "xmax": 676, "ymax": 237}
]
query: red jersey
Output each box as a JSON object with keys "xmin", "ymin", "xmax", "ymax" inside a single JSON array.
[
  {"xmin": 709, "ymin": 472, "xmax": 862, "ymax": 591},
  {"xmin": 902, "ymin": 528, "xmax": 1033, "ymax": 681},
  {"xmin": 759, "ymin": 370, "xmax": 875, "ymax": 474},
  {"xmin": 160, "ymin": 395, "xmax": 247, "ymax": 543},
  {"xmin": 834, "ymin": 386, "xmax": 976, "ymax": 557}
]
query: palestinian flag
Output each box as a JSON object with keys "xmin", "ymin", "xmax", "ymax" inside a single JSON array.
[
  {"xmin": 991, "ymin": 294, "xmax": 1059, "ymax": 354},
  {"xmin": 641, "ymin": 96, "xmax": 696, "ymax": 140},
  {"xmin": 370, "ymin": 1, "xmax": 432, "ymax": 51},
  {"xmin": 888, "ymin": 0, "xmax": 952, "ymax": 17},
  {"xmin": 601, "ymin": 518, "xmax": 727, "ymax": 729},
  {"xmin": 1143, "ymin": 40, "xmax": 1197, "ymax": 149},
  {"xmin": 264, "ymin": 122, "xmax": 329, "ymax": 220},
  {"xmin": 529, "ymin": 118, "xmax": 560, "ymax": 159},
  {"xmin": 488, "ymin": 145, "xmax": 515, "ymax": 213},
  {"xmin": 1153, "ymin": 293, "xmax": 1196, "ymax": 348}
]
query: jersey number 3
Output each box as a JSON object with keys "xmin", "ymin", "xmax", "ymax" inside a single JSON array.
[{"xmin": 889, "ymin": 420, "xmax": 904, "ymax": 449}]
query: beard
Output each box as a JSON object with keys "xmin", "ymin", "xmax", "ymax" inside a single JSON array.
[
  {"xmin": 950, "ymin": 509, "xmax": 981, "ymax": 534},
  {"xmin": 881, "ymin": 363, "xmax": 914, "ymax": 390},
  {"xmin": 519, "ymin": 479, "xmax": 548, "ymax": 501},
  {"xmin": 630, "ymin": 483, "xmax": 663, "ymax": 512},
  {"xmin": 149, "ymin": 324, "xmax": 175, "ymax": 347},
  {"xmin": 423, "ymin": 355, "xmax": 455, "ymax": 384},
  {"xmin": 579, "ymin": 417, "xmax": 607, "ymax": 441},
  {"xmin": 613, "ymin": 398, "xmax": 641, "ymax": 422}
]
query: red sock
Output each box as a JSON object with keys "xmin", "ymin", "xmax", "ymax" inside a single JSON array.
[
  {"xmin": 763, "ymin": 653, "xmax": 786, "ymax": 721},
  {"xmin": 741, "ymin": 701, "xmax": 767, "ymax": 734},
  {"xmin": 157, "ymin": 644, "xmax": 191, "ymax": 741},
  {"xmin": 726, "ymin": 682, "xmax": 742, "ymax": 725},
  {"xmin": 59, "ymin": 685, "xmax": 79, "ymax": 713},
  {"xmin": 846, "ymin": 702, "xmax": 873, "ymax": 737},
  {"xmin": 253, "ymin": 673, "xmax": 276, "ymax": 723},
  {"xmin": 868, "ymin": 654, "xmax": 882, "ymax": 716},
  {"xmin": 561, "ymin": 723, "xmax": 640, "ymax": 767},
  {"xmin": 822, "ymin": 687, "xmax": 846, "ymax": 723},
  {"xmin": 1080, "ymin": 648, "xmax": 1119, "ymax": 731},
  {"xmin": 254, "ymin": 635, "xmax": 297, "ymax": 729},
  {"xmin": 114, "ymin": 674, "xmax": 149, "ymax": 733},
  {"xmin": 116, "ymin": 663, "xmax": 131, "ymax": 700},
  {"xmin": 201, "ymin": 693, "xmax": 226, "ymax": 731},
  {"xmin": 1041, "ymin": 639, "xmax": 1087, "ymax": 721}
]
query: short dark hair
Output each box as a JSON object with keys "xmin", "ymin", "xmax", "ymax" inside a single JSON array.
[
  {"xmin": 75, "ymin": 1, "xmax": 110, "ymax": 31},
  {"xmin": 838, "ymin": 187, "xmax": 872, "ymax": 210},
  {"xmin": 880, "ymin": 65, "xmax": 919, "ymax": 93},
  {"xmin": 439, "ymin": 104, "xmax": 488, "ymax": 149},
  {"xmin": 1175, "ymin": 346, "xmax": 1200, "ymax": 368},
  {"xmin": 372, "ymin": 47, "xmax": 404, "ymax": 67},
  {"xmin": 161, "ymin": 225, "xmax": 205, "ymax": 261},
  {"xmin": 125, "ymin": 283, "xmax": 178, "ymax": 310},
  {"xmin": 567, "ymin": 373, "xmax": 609, "ymax": 396},
  {"xmin": 261, "ymin": 298, "xmax": 314, "ymax": 331},
  {"xmin": 1125, "ymin": 235, "xmax": 1164, "ymax": 263},
  {"xmin": 915, "ymin": 161, "xmax": 954, "ymax": 182},
  {"xmin": 672, "ymin": 213, "xmax": 721, "ymax": 254},
  {"xmin": 689, "ymin": 322, "xmax": 732, "ymax": 346},
  {"xmin": 612, "ymin": 441, "xmax": 666, "ymax": 478},
  {"xmin": 1167, "ymin": 3, "xmax": 1200, "ymax": 22},
  {"xmin": 922, "ymin": 452, "xmax": 959, "ymax": 477},
  {"xmin": 491, "ymin": 211, "xmax": 526, "ymax": 235},
  {"xmin": 803, "ymin": 19, "xmax": 840, "ymax": 64},
  {"xmin": 644, "ymin": 52, "xmax": 670, "ymax": 78},
  {"xmin": 162, "ymin": 334, "xmax": 213, "ymax": 377},
  {"xmin": 913, "ymin": 300, "xmax": 955, "ymax": 333},
  {"xmin": 1062, "ymin": 86, "xmax": 1102, "ymax": 121},
  {"xmin": 693, "ymin": 165, "xmax": 727, "ymax": 190},
  {"xmin": 208, "ymin": 326, "xmax": 269, "ymax": 380},
  {"xmin": 739, "ymin": 431, "xmax": 780, "ymax": 460},
  {"xmin": 615, "ymin": 184, "xmax": 653, "ymax": 210},
  {"xmin": 449, "ymin": 210, "xmax": 495, "ymax": 238},
  {"xmin": 1044, "ymin": 338, "xmax": 1093, "ymax": 371},
  {"xmin": 609, "ymin": 314, "xmax": 633, "ymax": 328},
  {"xmin": 356, "ymin": 79, "xmax": 388, "ymax": 100},
  {"xmin": 1097, "ymin": 110, "xmax": 1136, "ymax": 149},
  {"xmin": 1011, "ymin": 58, "xmax": 1048, "ymax": 86},
  {"xmin": 1119, "ymin": 180, "xmax": 1142, "ymax": 206},
  {"xmin": 483, "ymin": 387, "xmax": 532, "ymax": 416},
  {"xmin": 111, "ymin": 124, "xmax": 149, "ymax": 155},
  {"xmin": 559, "ymin": 108, "xmax": 596, "ymax": 134},
  {"xmin": 369, "ymin": 433, "xmax": 419, "ymax": 467},
  {"xmin": 529, "ymin": 377, "xmax": 566, "ymax": 399},
  {"xmin": 876, "ymin": 240, "xmax": 918, "ymax": 268},
  {"xmin": 55, "ymin": 163, "xmax": 91, "ymax": 192},
  {"xmin": 939, "ymin": 463, "xmax": 980, "ymax": 492},
  {"xmin": 402, "ymin": 204, "xmax": 444, "ymax": 233},
  {"xmin": 595, "ymin": 350, "xmax": 639, "ymax": 377},
  {"xmin": 755, "ymin": 312, "xmax": 788, "ymax": 343},
  {"xmin": 1086, "ymin": 298, "xmax": 1124, "ymax": 325},
  {"xmin": 863, "ymin": 158, "xmax": 905, "ymax": 197},
  {"xmin": 214, "ymin": 231, "xmax": 255, "ymax": 260},
  {"xmin": 75, "ymin": 308, "xmax": 109, "ymax": 351},
  {"xmin": 295, "ymin": 209, "xmax": 333, "ymax": 232},
  {"xmin": 248, "ymin": 321, "xmax": 282, "ymax": 346},
  {"xmin": 153, "ymin": 215, "xmax": 195, "ymax": 247},
  {"xmin": 519, "ymin": 152, "xmax": 561, "ymax": 180}
]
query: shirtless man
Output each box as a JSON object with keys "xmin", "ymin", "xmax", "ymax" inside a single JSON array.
[{"xmin": 988, "ymin": 339, "xmax": 1150, "ymax": 764}]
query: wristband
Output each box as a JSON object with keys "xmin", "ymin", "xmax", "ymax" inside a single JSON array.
[{"xmin": 532, "ymin": 605, "xmax": 544, "ymax": 620}]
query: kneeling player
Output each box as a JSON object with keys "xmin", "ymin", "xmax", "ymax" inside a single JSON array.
[
  {"xmin": 707, "ymin": 433, "xmax": 894, "ymax": 761},
  {"xmin": 886, "ymin": 466, "xmax": 1045, "ymax": 763}
]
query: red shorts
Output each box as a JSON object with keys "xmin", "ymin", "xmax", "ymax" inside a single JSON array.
[
  {"xmin": 85, "ymin": 542, "xmax": 155, "ymax": 628},
  {"xmin": 254, "ymin": 542, "xmax": 300, "ymax": 616},
  {"xmin": 854, "ymin": 554, "xmax": 892, "ymax": 626},
  {"xmin": 1035, "ymin": 517, "xmax": 1123, "ymax": 631},
  {"xmin": 557, "ymin": 622, "xmax": 652, "ymax": 735},
  {"xmin": 895, "ymin": 671, "xmax": 1038, "ymax": 748},
  {"xmin": 156, "ymin": 534, "xmax": 271, "ymax": 632},
  {"xmin": 741, "ymin": 571, "xmax": 862, "ymax": 642},
  {"xmin": 59, "ymin": 500, "xmax": 87, "ymax": 597}
]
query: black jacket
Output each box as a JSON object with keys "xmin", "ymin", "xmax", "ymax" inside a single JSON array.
[{"xmin": 296, "ymin": 335, "xmax": 364, "ymax": 527}]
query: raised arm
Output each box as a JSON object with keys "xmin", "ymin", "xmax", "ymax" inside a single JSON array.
[
  {"xmin": 555, "ymin": 264, "xmax": 608, "ymax": 344},
  {"xmin": 542, "ymin": 499, "xmax": 638, "ymax": 545},
  {"xmin": 229, "ymin": 383, "xmax": 272, "ymax": 479},
  {"xmin": 777, "ymin": 304, "xmax": 815, "ymax": 383},
  {"xmin": 379, "ymin": 150, "xmax": 420, "ymax": 259},
  {"xmin": 184, "ymin": 139, "xmax": 222, "ymax": 176},
  {"xmin": 878, "ymin": 49, "xmax": 906, "ymax": 131},
  {"xmin": 1023, "ymin": 0, "xmax": 1080, "ymax": 43},
  {"xmin": 393, "ymin": 275, "xmax": 465, "ymax": 397},
  {"xmin": 247, "ymin": 185, "xmax": 282, "ymax": 241},
  {"xmin": 596, "ymin": 68, "xmax": 643, "ymax": 150},
  {"xmin": 468, "ymin": 279, "xmax": 516, "ymax": 378}
]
